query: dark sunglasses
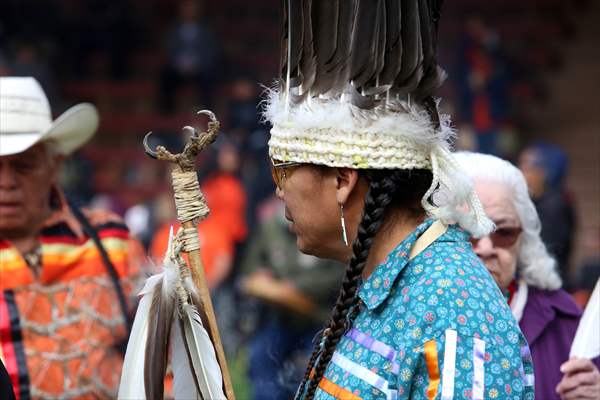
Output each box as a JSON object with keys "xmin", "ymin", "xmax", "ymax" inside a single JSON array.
[
  {"xmin": 270, "ymin": 158, "xmax": 302, "ymax": 189},
  {"xmin": 470, "ymin": 226, "xmax": 523, "ymax": 249}
]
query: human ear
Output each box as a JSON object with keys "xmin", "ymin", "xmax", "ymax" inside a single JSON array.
[
  {"xmin": 50, "ymin": 155, "xmax": 65, "ymax": 183},
  {"xmin": 335, "ymin": 168, "xmax": 360, "ymax": 206}
]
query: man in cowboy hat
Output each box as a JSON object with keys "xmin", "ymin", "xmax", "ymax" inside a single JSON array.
[{"xmin": 0, "ymin": 77, "xmax": 144, "ymax": 398}]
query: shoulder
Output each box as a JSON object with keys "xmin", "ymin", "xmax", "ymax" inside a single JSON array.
[
  {"xmin": 527, "ymin": 287, "xmax": 582, "ymax": 318},
  {"xmin": 392, "ymin": 243, "xmax": 515, "ymax": 341},
  {"xmin": 81, "ymin": 208, "xmax": 130, "ymax": 233}
]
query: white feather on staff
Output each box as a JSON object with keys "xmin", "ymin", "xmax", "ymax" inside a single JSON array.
[
  {"xmin": 172, "ymin": 302, "xmax": 224, "ymax": 400},
  {"xmin": 570, "ymin": 278, "xmax": 600, "ymax": 359},
  {"xmin": 118, "ymin": 228, "xmax": 226, "ymax": 399},
  {"xmin": 117, "ymin": 274, "xmax": 156, "ymax": 399}
]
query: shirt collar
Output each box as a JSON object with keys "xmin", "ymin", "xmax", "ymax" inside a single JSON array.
[
  {"xmin": 358, "ymin": 219, "xmax": 436, "ymax": 311},
  {"xmin": 43, "ymin": 187, "xmax": 85, "ymax": 239}
]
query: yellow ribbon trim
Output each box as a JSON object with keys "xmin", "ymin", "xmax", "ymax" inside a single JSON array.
[
  {"xmin": 424, "ymin": 339, "xmax": 440, "ymax": 400},
  {"xmin": 318, "ymin": 377, "xmax": 363, "ymax": 400}
]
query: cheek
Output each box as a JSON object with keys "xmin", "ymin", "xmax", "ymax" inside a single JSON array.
[
  {"xmin": 496, "ymin": 248, "xmax": 518, "ymax": 280},
  {"xmin": 22, "ymin": 175, "xmax": 53, "ymax": 209},
  {"xmin": 286, "ymin": 190, "xmax": 338, "ymax": 253}
]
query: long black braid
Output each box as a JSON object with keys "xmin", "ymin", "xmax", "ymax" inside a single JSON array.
[{"xmin": 296, "ymin": 168, "xmax": 432, "ymax": 399}]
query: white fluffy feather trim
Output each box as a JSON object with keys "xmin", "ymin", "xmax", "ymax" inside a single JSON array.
[{"xmin": 264, "ymin": 89, "xmax": 455, "ymax": 169}]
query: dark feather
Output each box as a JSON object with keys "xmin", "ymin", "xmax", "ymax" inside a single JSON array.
[
  {"xmin": 413, "ymin": 0, "xmax": 442, "ymax": 101},
  {"xmin": 348, "ymin": 84, "xmax": 377, "ymax": 109},
  {"xmin": 379, "ymin": 0, "xmax": 402, "ymax": 87},
  {"xmin": 281, "ymin": 0, "xmax": 304, "ymax": 90},
  {"xmin": 298, "ymin": 0, "xmax": 316, "ymax": 95},
  {"xmin": 393, "ymin": 0, "xmax": 422, "ymax": 94},
  {"xmin": 312, "ymin": 0, "xmax": 340, "ymax": 94},
  {"xmin": 372, "ymin": 0, "xmax": 387, "ymax": 85},
  {"xmin": 349, "ymin": 0, "xmax": 384, "ymax": 89},
  {"xmin": 144, "ymin": 280, "xmax": 175, "ymax": 400},
  {"xmin": 278, "ymin": 0, "xmax": 446, "ymax": 109},
  {"xmin": 327, "ymin": 0, "xmax": 354, "ymax": 94}
]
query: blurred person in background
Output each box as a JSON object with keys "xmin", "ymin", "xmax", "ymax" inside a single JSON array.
[
  {"xmin": 456, "ymin": 152, "xmax": 600, "ymax": 400},
  {"xmin": 0, "ymin": 77, "xmax": 144, "ymax": 398},
  {"xmin": 572, "ymin": 227, "xmax": 600, "ymax": 307},
  {"xmin": 519, "ymin": 141, "xmax": 576, "ymax": 289},
  {"xmin": 223, "ymin": 75, "xmax": 276, "ymax": 235},
  {"xmin": 8, "ymin": 41, "xmax": 58, "ymax": 102},
  {"xmin": 456, "ymin": 14, "xmax": 510, "ymax": 156},
  {"xmin": 159, "ymin": 0, "xmax": 219, "ymax": 112},
  {"xmin": 240, "ymin": 196, "xmax": 344, "ymax": 400}
]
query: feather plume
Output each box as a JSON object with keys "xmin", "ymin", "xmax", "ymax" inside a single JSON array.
[
  {"xmin": 143, "ymin": 277, "xmax": 177, "ymax": 398},
  {"xmin": 171, "ymin": 316, "xmax": 201, "ymax": 400},
  {"xmin": 297, "ymin": 0, "xmax": 315, "ymax": 96},
  {"xmin": 394, "ymin": 0, "xmax": 423, "ymax": 94},
  {"xmin": 326, "ymin": 0, "xmax": 354, "ymax": 95},
  {"xmin": 276, "ymin": 0, "xmax": 447, "ymax": 112},
  {"xmin": 118, "ymin": 277, "xmax": 156, "ymax": 399},
  {"xmin": 379, "ymin": 0, "xmax": 402, "ymax": 88},
  {"xmin": 179, "ymin": 303, "xmax": 226, "ymax": 400},
  {"xmin": 348, "ymin": 0, "xmax": 384, "ymax": 89},
  {"xmin": 413, "ymin": 0, "xmax": 445, "ymax": 101},
  {"xmin": 281, "ymin": 0, "xmax": 304, "ymax": 85},
  {"xmin": 118, "ymin": 227, "xmax": 226, "ymax": 399},
  {"xmin": 570, "ymin": 279, "xmax": 600, "ymax": 359},
  {"xmin": 311, "ymin": 0, "xmax": 339, "ymax": 94}
]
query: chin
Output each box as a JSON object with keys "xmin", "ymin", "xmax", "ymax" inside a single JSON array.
[
  {"xmin": 0, "ymin": 218, "xmax": 26, "ymax": 233},
  {"xmin": 297, "ymin": 236, "xmax": 344, "ymax": 262},
  {"xmin": 296, "ymin": 236, "xmax": 316, "ymax": 256}
]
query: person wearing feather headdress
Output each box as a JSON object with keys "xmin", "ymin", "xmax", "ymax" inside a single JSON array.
[{"xmin": 263, "ymin": 1, "xmax": 534, "ymax": 399}]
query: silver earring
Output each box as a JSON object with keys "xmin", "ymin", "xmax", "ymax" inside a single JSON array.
[{"xmin": 340, "ymin": 204, "xmax": 349, "ymax": 246}]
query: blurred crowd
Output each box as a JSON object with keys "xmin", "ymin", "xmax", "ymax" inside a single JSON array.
[{"xmin": 1, "ymin": 0, "xmax": 598, "ymax": 398}]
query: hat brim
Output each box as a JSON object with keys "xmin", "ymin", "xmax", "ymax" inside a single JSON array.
[{"xmin": 0, "ymin": 103, "xmax": 98, "ymax": 156}]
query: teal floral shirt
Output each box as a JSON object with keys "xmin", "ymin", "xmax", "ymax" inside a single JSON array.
[{"xmin": 311, "ymin": 220, "xmax": 534, "ymax": 400}]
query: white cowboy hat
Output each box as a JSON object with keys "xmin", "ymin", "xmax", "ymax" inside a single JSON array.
[{"xmin": 0, "ymin": 76, "xmax": 99, "ymax": 156}]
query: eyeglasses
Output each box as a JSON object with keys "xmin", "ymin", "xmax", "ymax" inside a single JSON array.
[
  {"xmin": 470, "ymin": 227, "xmax": 523, "ymax": 249},
  {"xmin": 270, "ymin": 158, "xmax": 302, "ymax": 189}
]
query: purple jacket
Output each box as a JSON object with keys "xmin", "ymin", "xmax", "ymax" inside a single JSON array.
[{"xmin": 519, "ymin": 287, "xmax": 600, "ymax": 399}]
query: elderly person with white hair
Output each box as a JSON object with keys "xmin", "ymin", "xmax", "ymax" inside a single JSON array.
[{"xmin": 456, "ymin": 151, "xmax": 600, "ymax": 400}]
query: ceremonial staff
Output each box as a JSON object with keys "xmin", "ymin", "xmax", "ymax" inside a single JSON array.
[{"xmin": 118, "ymin": 110, "xmax": 235, "ymax": 399}]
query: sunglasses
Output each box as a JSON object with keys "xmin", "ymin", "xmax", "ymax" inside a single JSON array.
[
  {"xmin": 470, "ymin": 226, "xmax": 523, "ymax": 249},
  {"xmin": 270, "ymin": 158, "xmax": 302, "ymax": 189}
]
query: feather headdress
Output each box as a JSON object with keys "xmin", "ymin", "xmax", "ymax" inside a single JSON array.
[{"xmin": 265, "ymin": 0, "xmax": 493, "ymax": 237}]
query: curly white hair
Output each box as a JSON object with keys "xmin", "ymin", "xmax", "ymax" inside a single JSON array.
[{"xmin": 454, "ymin": 152, "xmax": 562, "ymax": 290}]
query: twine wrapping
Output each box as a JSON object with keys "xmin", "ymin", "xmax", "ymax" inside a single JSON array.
[
  {"xmin": 172, "ymin": 169, "xmax": 210, "ymax": 225},
  {"xmin": 181, "ymin": 227, "xmax": 201, "ymax": 253}
]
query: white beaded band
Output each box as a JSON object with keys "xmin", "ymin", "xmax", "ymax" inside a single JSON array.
[{"xmin": 269, "ymin": 126, "xmax": 432, "ymax": 170}]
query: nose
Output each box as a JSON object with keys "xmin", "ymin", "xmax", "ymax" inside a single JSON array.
[
  {"xmin": 0, "ymin": 161, "xmax": 18, "ymax": 190},
  {"xmin": 473, "ymin": 235, "xmax": 496, "ymax": 258}
]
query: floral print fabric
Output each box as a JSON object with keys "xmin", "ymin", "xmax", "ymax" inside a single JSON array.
[{"xmin": 313, "ymin": 220, "xmax": 534, "ymax": 400}]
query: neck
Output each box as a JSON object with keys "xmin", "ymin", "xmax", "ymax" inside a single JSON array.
[
  {"xmin": 5, "ymin": 235, "xmax": 40, "ymax": 254},
  {"xmin": 362, "ymin": 213, "xmax": 423, "ymax": 278}
]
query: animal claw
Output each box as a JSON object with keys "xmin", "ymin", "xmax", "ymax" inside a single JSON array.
[{"xmin": 143, "ymin": 132, "xmax": 158, "ymax": 159}]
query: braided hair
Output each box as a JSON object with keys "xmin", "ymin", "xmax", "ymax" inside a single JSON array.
[{"xmin": 296, "ymin": 168, "xmax": 433, "ymax": 399}]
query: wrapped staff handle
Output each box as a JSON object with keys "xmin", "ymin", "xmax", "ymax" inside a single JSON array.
[{"xmin": 144, "ymin": 110, "xmax": 235, "ymax": 399}]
